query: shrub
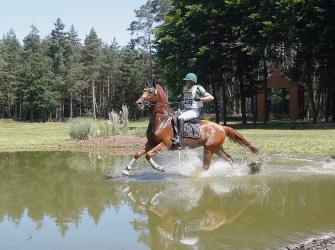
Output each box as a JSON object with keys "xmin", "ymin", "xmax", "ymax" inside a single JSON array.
[
  {"xmin": 122, "ymin": 105, "xmax": 129, "ymax": 133},
  {"xmin": 95, "ymin": 120, "xmax": 114, "ymax": 137},
  {"xmin": 110, "ymin": 111, "xmax": 120, "ymax": 135},
  {"xmin": 69, "ymin": 118, "xmax": 92, "ymax": 140},
  {"xmin": 91, "ymin": 120, "xmax": 113, "ymax": 137}
]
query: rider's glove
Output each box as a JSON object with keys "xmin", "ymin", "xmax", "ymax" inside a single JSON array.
[
  {"xmin": 175, "ymin": 96, "xmax": 182, "ymax": 102},
  {"xmin": 194, "ymin": 97, "xmax": 201, "ymax": 101}
]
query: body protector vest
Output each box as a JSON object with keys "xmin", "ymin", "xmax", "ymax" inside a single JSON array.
[{"xmin": 183, "ymin": 85, "xmax": 204, "ymax": 109}]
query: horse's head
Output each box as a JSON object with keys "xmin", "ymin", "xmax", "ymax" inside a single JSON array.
[{"xmin": 136, "ymin": 86, "xmax": 158, "ymax": 110}]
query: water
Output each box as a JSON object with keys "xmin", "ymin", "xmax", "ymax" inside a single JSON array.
[{"xmin": 0, "ymin": 151, "xmax": 335, "ymax": 250}]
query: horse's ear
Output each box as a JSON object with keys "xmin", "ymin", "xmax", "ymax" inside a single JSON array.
[
  {"xmin": 152, "ymin": 79, "xmax": 157, "ymax": 88},
  {"xmin": 145, "ymin": 80, "xmax": 149, "ymax": 88}
]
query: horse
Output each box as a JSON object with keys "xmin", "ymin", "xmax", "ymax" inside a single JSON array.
[{"xmin": 122, "ymin": 83, "xmax": 259, "ymax": 176}]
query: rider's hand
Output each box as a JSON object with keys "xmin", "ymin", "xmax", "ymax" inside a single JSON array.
[
  {"xmin": 194, "ymin": 97, "xmax": 201, "ymax": 101},
  {"xmin": 175, "ymin": 96, "xmax": 182, "ymax": 102}
]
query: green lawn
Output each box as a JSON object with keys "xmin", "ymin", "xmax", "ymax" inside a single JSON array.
[
  {"xmin": 226, "ymin": 122, "xmax": 335, "ymax": 160},
  {"xmin": 0, "ymin": 119, "xmax": 71, "ymax": 151},
  {"xmin": 0, "ymin": 119, "xmax": 334, "ymax": 159}
]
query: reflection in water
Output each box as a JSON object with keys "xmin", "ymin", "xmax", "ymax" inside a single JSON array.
[
  {"xmin": 0, "ymin": 152, "xmax": 335, "ymax": 250},
  {"xmin": 122, "ymin": 179, "xmax": 261, "ymax": 249},
  {"xmin": 0, "ymin": 152, "xmax": 124, "ymax": 236}
]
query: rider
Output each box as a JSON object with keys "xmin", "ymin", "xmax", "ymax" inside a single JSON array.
[{"xmin": 173, "ymin": 73, "xmax": 214, "ymax": 145}]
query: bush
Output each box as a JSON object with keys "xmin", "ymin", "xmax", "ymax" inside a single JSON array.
[
  {"xmin": 69, "ymin": 118, "xmax": 92, "ymax": 140},
  {"xmin": 110, "ymin": 111, "xmax": 120, "ymax": 135},
  {"xmin": 95, "ymin": 120, "xmax": 113, "ymax": 137},
  {"xmin": 122, "ymin": 105, "xmax": 129, "ymax": 133}
]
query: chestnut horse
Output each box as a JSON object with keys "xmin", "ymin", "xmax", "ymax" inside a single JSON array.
[{"xmin": 122, "ymin": 84, "xmax": 258, "ymax": 176}]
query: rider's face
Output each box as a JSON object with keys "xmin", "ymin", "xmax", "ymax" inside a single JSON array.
[{"xmin": 185, "ymin": 80, "xmax": 193, "ymax": 88}]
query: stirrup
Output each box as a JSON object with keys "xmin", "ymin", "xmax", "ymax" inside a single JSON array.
[{"xmin": 171, "ymin": 135, "xmax": 180, "ymax": 145}]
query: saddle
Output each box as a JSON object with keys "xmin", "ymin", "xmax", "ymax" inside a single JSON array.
[{"xmin": 172, "ymin": 114, "xmax": 201, "ymax": 139}]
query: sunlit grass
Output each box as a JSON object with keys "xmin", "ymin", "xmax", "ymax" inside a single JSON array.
[
  {"xmin": 0, "ymin": 119, "xmax": 334, "ymax": 159},
  {"xmin": 223, "ymin": 124, "xmax": 335, "ymax": 159},
  {"xmin": 0, "ymin": 119, "xmax": 71, "ymax": 151}
]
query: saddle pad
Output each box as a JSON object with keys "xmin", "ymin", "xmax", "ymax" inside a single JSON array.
[{"xmin": 183, "ymin": 122, "xmax": 201, "ymax": 138}]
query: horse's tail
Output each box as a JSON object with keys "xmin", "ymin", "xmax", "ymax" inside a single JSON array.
[{"xmin": 223, "ymin": 126, "xmax": 259, "ymax": 153}]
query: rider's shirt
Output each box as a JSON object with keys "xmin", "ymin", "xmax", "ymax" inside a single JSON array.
[{"xmin": 183, "ymin": 85, "xmax": 208, "ymax": 110}]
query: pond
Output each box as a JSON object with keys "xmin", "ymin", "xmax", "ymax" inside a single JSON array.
[{"xmin": 1, "ymin": 151, "xmax": 335, "ymax": 250}]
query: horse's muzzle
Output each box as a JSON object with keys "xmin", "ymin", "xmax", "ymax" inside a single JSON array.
[{"xmin": 136, "ymin": 98, "xmax": 145, "ymax": 110}]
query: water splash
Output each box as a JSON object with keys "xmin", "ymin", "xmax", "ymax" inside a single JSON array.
[
  {"xmin": 157, "ymin": 149, "xmax": 254, "ymax": 178},
  {"xmin": 295, "ymin": 159, "xmax": 335, "ymax": 175}
]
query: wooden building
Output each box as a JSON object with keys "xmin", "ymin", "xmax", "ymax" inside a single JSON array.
[{"xmin": 256, "ymin": 69, "xmax": 304, "ymax": 121}]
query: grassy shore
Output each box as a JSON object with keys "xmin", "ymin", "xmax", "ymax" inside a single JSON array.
[{"xmin": 0, "ymin": 119, "xmax": 334, "ymax": 159}]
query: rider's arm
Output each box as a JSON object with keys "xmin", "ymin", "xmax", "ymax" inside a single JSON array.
[
  {"xmin": 175, "ymin": 94, "xmax": 183, "ymax": 102},
  {"xmin": 196, "ymin": 86, "xmax": 214, "ymax": 102}
]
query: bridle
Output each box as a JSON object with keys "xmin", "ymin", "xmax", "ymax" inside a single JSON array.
[{"xmin": 138, "ymin": 87, "xmax": 170, "ymax": 115}]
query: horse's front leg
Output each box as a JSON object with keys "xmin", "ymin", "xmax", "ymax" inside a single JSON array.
[
  {"xmin": 146, "ymin": 142, "xmax": 170, "ymax": 172},
  {"xmin": 122, "ymin": 144, "xmax": 151, "ymax": 176}
]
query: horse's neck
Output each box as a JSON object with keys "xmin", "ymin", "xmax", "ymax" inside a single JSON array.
[
  {"xmin": 153, "ymin": 88, "xmax": 169, "ymax": 114},
  {"xmin": 149, "ymin": 86, "xmax": 170, "ymax": 128},
  {"xmin": 150, "ymin": 104, "xmax": 169, "ymax": 130},
  {"xmin": 152, "ymin": 103, "xmax": 168, "ymax": 114}
]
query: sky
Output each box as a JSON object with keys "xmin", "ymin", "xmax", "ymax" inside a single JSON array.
[{"xmin": 0, "ymin": 0, "xmax": 147, "ymax": 45}]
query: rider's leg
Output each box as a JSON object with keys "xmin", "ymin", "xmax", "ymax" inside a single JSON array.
[
  {"xmin": 176, "ymin": 109, "xmax": 199, "ymax": 139},
  {"xmin": 178, "ymin": 109, "xmax": 199, "ymax": 122},
  {"xmin": 177, "ymin": 118, "xmax": 184, "ymax": 137}
]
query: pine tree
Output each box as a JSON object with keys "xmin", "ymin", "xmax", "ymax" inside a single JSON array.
[
  {"xmin": 82, "ymin": 28, "xmax": 102, "ymax": 119},
  {"xmin": 0, "ymin": 29, "xmax": 23, "ymax": 118}
]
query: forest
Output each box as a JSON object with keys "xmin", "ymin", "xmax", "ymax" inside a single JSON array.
[{"xmin": 0, "ymin": 0, "xmax": 334, "ymax": 123}]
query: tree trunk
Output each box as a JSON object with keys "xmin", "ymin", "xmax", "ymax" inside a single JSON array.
[
  {"xmin": 212, "ymin": 83, "xmax": 220, "ymax": 123},
  {"xmin": 220, "ymin": 78, "xmax": 227, "ymax": 125},
  {"xmin": 306, "ymin": 76, "xmax": 317, "ymax": 123},
  {"xmin": 237, "ymin": 55, "xmax": 247, "ymax": 125},
  {"xmin": 262, "ymin": 56, "xmax": 269, "ymax": 124},
  {"xmin": 92, "ymin": 80, "xmax": 97, "ymax": 119},
  {"xmin": 107, "ymin": 74, "xmax": 112, "ymax": 113},
  {"xmin": 70, "ymin": 92, "xmax": 73, "ymax": 119},
  {"xmin": 148, "ymin": 32, "xmax": 153, "ymax": 82},
  {"xmin": 30, "ymin": 100, "xmax": 34, "ymax": 121},
  {"xmin": 239, "ymin": 77, "xmax": 247, "ymax": 124},
  {"xmin": 252, "ymin": 95, "xmax": 257, "ymax": 125}
]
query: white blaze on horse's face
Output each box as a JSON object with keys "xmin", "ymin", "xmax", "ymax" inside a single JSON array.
[{"xmin": 136, "ymin": 87, "xmax": 157, "ymax": 110}]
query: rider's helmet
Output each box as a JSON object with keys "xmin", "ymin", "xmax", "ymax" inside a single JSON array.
[{"xmin": 183, "ymin": 73, "xmax": 197, "ymax": 84}]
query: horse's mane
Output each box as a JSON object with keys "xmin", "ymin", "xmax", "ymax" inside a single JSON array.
[{"xmin": 156, "ymin": 84, "xmax": 168, "ymax": 105}]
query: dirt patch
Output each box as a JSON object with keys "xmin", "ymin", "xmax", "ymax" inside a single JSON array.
[
  {"xmin": 73, "ymin": 135, "xmax": 146, "ymax": 154},
  {"xmin": 287, "ymin": 234, "xmax": 335, "ymax": 250}
]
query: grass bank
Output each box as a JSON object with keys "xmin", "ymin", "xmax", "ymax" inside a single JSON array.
[{"xmin": 0, "ymin": 119, "xmax": 334, "ymax": 159}]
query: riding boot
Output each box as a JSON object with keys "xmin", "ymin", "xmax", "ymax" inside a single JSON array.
[{"xmin": 178, "ymin": 118, "xmax": 184, "ymax": 139}]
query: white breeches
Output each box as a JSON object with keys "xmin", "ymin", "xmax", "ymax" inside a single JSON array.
[{"xmin": 178, "ymin": 109, "xmax": 199, "ymax": 121}]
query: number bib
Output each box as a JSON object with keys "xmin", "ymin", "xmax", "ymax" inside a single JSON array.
[{"xmin": 183, "ymin": 85, "xmax": 203, "ymax": 109}]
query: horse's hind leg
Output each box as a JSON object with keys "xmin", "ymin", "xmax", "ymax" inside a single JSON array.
[
  {"xmin": 215, "ymin": 147, "xmax": 233, "ymax": 165},
  {"xmin": 203, "ymin": 147, "xmax": 214, "ymax": 170}
]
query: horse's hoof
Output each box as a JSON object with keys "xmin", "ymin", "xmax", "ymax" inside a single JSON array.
[
  {"xmin": 156, "ymin": 167, "xmax": 165, "ymax": 172},
  {"xmin": 248, "ymin": 160, "xmax": 262, "ymax": 173},
  {"xmin": 122, "ymin": 169, "xmax": 130, "ymax": 176}
]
